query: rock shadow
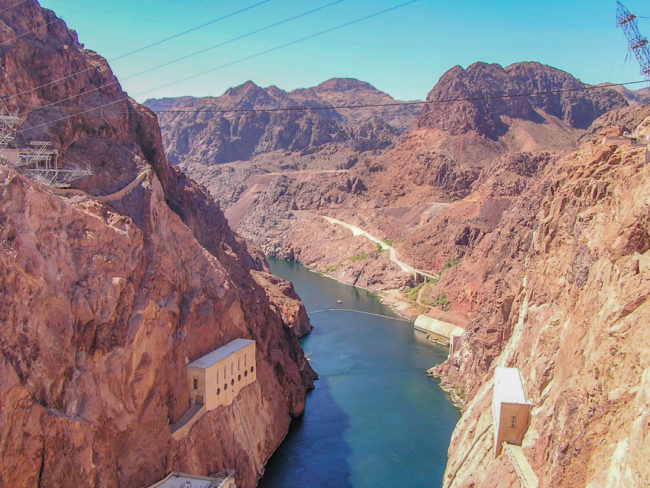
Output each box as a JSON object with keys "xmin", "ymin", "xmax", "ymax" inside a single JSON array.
[{"xmin": 258, "ymin": 376, "xmax": 352, "ymax": 488}]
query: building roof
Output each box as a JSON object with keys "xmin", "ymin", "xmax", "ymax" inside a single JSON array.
[
  {"xmin": 414, "ymin": 315, "xmax": 465, "ymax": 339},
  {"xmin": 187, "ymin": 338, "xmax": 254, "ymax": 369},
  {"xmin": 493, "ymin": 367, "xmax": 529, "ymax": 405},
  {"xmin": 147, "ymin": 471, "xmax": 217, "ymax": 488}
]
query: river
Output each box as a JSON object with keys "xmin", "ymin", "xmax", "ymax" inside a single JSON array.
[{"xmin": 259, "ymin": 259, "xmax": 460, "ymax": 488}]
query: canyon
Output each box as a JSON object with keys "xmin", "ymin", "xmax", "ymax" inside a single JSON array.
[
  {"xmin": 0, "ymin": 0, "xmax": 648, "ymax": 487},
  {"xmin": 151, "ymin": 60, "xmax": 650, "ymax": 486}
]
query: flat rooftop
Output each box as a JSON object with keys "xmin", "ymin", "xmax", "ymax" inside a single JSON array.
[
  {"xmin": 187, "ymin": 338, "xmax": 254, "ymax": 369},
  {"xmin": 493, "ymin": 367, "xmax": 529, "ymax": 405},
  {"xmin": 147, "ymin": 472, "xmax": 218, "ymax": 488}
]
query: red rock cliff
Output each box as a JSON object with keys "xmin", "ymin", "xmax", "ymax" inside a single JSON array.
[
  {"xmin": 433, "ymin": 108, "xmax": 650, "ymax": 487},
  {"xmin": 0, "ymin": 2, "xmax": 315, "ymax": 487}
]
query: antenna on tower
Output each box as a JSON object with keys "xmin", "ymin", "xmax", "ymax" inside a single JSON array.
[{"xmin": 616, "ymin": 1, "xmax": 650, "ymax": 85}]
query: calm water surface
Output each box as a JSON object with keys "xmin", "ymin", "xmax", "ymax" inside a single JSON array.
[{"xmin": 259, "ymin": 259, "xmax": 460, "ymax": 488}]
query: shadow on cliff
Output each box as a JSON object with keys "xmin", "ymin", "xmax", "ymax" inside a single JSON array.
[{"xmin": 257, "ymin": 376, "xmax": 352, "ymax": 488}]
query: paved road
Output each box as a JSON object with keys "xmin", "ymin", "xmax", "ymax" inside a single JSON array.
[{"xmin": 321, "ymin": 215, "xmax": 438, "ymax": 280}]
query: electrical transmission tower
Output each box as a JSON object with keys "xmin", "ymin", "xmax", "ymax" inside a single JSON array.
[
  {"xmin": 0, "ymin": 100, "xmax": 21, "ymax": 163},
  {"xmin": 0, "ymin": 103, "xmax": 92, "ymax": 187},
  {"xmin": 616, "ymin": 1, "xmax": 650, "ymax": 85}
]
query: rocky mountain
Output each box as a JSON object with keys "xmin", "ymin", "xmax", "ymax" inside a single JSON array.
[
  {"xmin": 144, "ymin": 41, "xmax": 648, "ymax": 488},
  {"xmin": 206, "ymin": 62, "xmax": 628, "ymax": 276},
  {"xmin": 0, "ymin": 2, "xmax": 314, "ymax": 488},
  {"xmin": 602, "ymin": 83, "xmax": 650, "ymax": 106},
  {"xmin": 416, "ymin": 62, "xmax": 626, "ymax": 138},
  {"xmin": 145, "ymin": 78, "xmax": 420, "ymax": 170}
]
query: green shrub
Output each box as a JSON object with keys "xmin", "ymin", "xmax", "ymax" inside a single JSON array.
[
  {"xmin": 349, "ymin": 252, "xmax": 368, "ymax": 262},
  {"xmin": 432, "ymin": 293, "xmax": 449, "ymax": 308},
  {"xmin": 383, "ymin": 238, "xmax": 393, "ymax": 246}
]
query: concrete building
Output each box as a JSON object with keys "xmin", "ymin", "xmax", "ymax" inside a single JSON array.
[
  {"xmin": 492, "ymin": 367, "xmax": 532, "ymax": 457},
  {"xmin": 186, "ymin": 338, "xmax": 256, "ymax": 411}
]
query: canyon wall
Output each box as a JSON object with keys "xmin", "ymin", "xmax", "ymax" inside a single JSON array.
[
  {"xmin": 0, "ymin": 2, "xmax": 314, "ymax": 487},
  {"xmin": 434, "ymin": 110, "xmax": 650, "ymax": 487}
]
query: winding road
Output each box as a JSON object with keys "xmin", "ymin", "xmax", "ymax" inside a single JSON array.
[{"xmin": 321, "ymin": 215, "xmax": 439, "ymax": 281}]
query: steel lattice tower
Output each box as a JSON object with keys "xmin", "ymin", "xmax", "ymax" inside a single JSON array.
[{"xmin": 616, "ymin": 1, "xmax": 650, "ymax": 85}]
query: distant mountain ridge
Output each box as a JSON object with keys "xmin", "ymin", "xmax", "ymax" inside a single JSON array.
[
  {"xmin": 144, "ymin": 78, "xmax": 421, "ymax": 166},
  {"xmin": 416, "ymin": 62, "xmax": 627, "ymax": 139}
]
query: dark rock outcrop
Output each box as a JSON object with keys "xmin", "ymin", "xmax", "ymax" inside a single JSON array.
[
  {"xmin": 145, "ymin": 78, "xmax": 420, "ymax": 166},
  {"xmin": 416, "ymin": 62, "xmax": 627, "ymax": 139}
]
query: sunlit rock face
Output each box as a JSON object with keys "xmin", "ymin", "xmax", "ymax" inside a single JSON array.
[{"xmin": 0, "ymin": 2, "xmax": 315, "ymax": 487}]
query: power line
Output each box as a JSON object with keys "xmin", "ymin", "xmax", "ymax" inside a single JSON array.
[
  {"xmin": 110, "ymin": 0, "xmax": 271, "ymax": 62},
  {"xmin": 24, "ymin": 0, "xmax": 344, "ymax": 116},
  {"xmin": 142, "ymin": 0, "xmax": 420, "ymax": 96},
  {"xmin": 18, "ymin": 0, "xmax": 420, "ymax": 132},
  {"xmin": 145, "ymin": 80, "xmax": 649, "ymax": 114},
  {"xmin": 0, "ymin": 0, "xmax": 103, "ymax": 47},
  {"xmin": 0, "ymin": 0, "xmax": 28, "ymax": 15},
  {"xmin": 2, "ymin": 0, "xmax": 272, "ymax": 101},
  {"xmin": 18, "ymin": 80, "xmax": 646, "ymax": 135}
]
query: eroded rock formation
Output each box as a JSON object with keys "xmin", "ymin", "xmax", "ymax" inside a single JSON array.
[
  {"xmin": 0, "ymin": 2, "xmax": 314, "ymax": 487},
  {"xmin": 433, "ymin": 110, "xmax": 650, "ymax": 487}
]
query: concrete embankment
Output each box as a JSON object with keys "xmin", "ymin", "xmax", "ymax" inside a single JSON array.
[{"xmin": 414, "ymin": 315, "xmax": 465, "ymax": 345}]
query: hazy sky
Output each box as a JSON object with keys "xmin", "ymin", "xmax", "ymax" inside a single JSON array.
[{"xmin": 37, "ymin": 0, "xmax": 650, "ymax": 102}]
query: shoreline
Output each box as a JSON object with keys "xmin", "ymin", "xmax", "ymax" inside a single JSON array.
[{"xmin": 276, "ymin": 258, "xmax": 419, "ymax": 322}]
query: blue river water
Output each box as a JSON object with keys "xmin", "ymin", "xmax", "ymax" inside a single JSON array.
[{"xmin": 259, "ymin": 259, "xmax": 459, "ymax": 488}]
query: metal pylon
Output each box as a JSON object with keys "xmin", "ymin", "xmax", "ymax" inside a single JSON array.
[
  {"xmin": 616, "ymin": 1, "xmax": 650, "ymax": 85},
  {"xmin": 0, "ymin": 101, "xmax": 21, "ymax": 163}
]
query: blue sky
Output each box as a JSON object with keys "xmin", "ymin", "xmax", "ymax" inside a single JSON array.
[{"xmin": 38, "ymin": 0, "xmax": 650, "ymax": 102}]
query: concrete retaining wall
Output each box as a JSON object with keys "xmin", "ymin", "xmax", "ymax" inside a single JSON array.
[{"xmin": 413, "ymin": 315, "xmax": 465, "ymax": 345}]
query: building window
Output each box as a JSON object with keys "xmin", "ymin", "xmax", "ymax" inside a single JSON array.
[
  {"xmin": 244, "ymin": 354, "xmax": 247, "ymax": 368},
  {"xmin": 193, "ymin": 378, "xmax": 198, "ymax": 390},
  {"xmin": 244, "ymin": 370, "xmax": 248, "ymax": 377},
  {"xmin": 217, "ymin": 388, "xmax": 220, "ymax": 395},
  {"xmin": 231, "ymin": 379, "xmax": 235, "ymax": 386},
  {"xmin": 224, "ymin": 383, "xmax": 227, "ymax": 391},
  {"xmin": 231, "ymin": 362, "xmax": 233, "ymax": 375},
  {"xmin": 251, "ymin": 366, "xmax": 254, "ymax": 373},
  {"xmin": 238, "ymin": 374, "xmax": 241, "ymax": 381},
  {"xmin": 510, "ymin": 416, "xmax": 517, "ymax": 428}
]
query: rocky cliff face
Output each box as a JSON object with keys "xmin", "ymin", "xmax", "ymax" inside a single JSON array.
[
  {"xmin": 0, "ymin": 2, "xmax": 314, "ymax": 487},
  {"xmin": 145, "ymin": 78, "xmax": 420, "ymax": 168},
  {"xmin": 416, "ymin": 62, "xmax": 626, "ymax": 139},
  {"xmin": 433, "ymin": 108, "xmax": 650, "ymax": 487}
]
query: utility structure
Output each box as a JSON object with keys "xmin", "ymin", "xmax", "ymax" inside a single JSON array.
[
  {"xmin": 0, "ymin": 107, "xmax": 92, "ymax": 187},
  {"xmin": 0, "ymin": 101, "xmax": 20, "ymax": 161},
  {"xmin": 616, "ymin": 1, "xmax": 650, "ymax": 85}
]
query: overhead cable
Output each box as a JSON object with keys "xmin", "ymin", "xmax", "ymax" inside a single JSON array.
[
  {"xmin": 148, "ymin": 80, "xmax": 649, "ymax": 114},
  {"xmin": 18, "ymin": 80, "xmax": 646, "ymax": 134},
  {"xmin": 24, "ymin": 0, "xmax": 344, "ymax": 116},
  {"xmin": 18, "ymin": 0, "xmax": 420, "ymax": 132},
  {"xmin": 2, "ymin": 0, "xmax": 272, "ymax": 101}
]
